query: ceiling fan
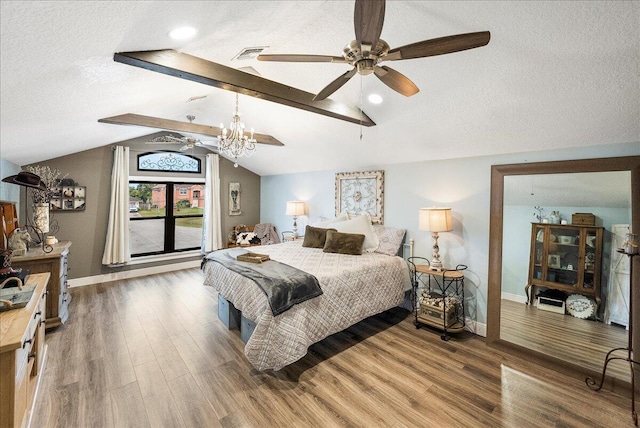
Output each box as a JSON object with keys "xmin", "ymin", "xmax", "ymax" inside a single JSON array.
[
  {"xmin": 257, "ymin": 0, "xmax": 490, "ymax": 101},
  {"xmin": 145, "ymin": 115, "xmax": 219, "ymax": 152}
]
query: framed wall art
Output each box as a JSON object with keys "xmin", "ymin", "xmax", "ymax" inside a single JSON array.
[
  {"xmin": 335, "ymin": 170, "xmax": 384, "ymax": 224},
  {"xmin": 229, "ymin": 182, "xmax": 241, "ymax": 216},
  {"xmin": 50, "ymin": 184, "xmax": 86, "ymax": 211}
]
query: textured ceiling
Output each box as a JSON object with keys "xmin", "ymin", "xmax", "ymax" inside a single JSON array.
[{"xmin": 1, "ymin": 1, "xmax": 638, "ymax": 176}]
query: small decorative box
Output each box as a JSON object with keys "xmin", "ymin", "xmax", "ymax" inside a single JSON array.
[
  {"xmin": 571, "ymin": 213, "xmax": 595, "ymax": 226},
  {"xmin": 417, "ymin": 292, "xmax": 458, "ymax": 327}
]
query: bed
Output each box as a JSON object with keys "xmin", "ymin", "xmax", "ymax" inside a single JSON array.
[{"xmin": 202, "ymin": 236, "xmax": 413, "ymax": 371}]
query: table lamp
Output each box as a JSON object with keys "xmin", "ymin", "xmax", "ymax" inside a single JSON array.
[
  {"xmin": 419, "ymin": 207, "xmax": 453, "ymax": 271},
  {"xmin": 286, "ymin": 201, "xmax": 305, "ymax": 238}
]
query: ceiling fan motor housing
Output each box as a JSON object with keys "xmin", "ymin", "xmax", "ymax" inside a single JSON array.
[{"xmin": 343, "ymin": 39, "xmax": 390, "ymax": 75}]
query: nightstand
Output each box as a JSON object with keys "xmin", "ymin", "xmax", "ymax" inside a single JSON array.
[{"xmin": 407, "ymin": 257, "xmax": 467, "ymax": 340}]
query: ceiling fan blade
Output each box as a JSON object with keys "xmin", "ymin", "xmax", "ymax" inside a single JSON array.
[
  {"xmin": 373, "ymin": 66, "xmax": 419, "ymax": 97},
  {"xmin": 195, "ymin": 142, "xmax": 219, "ymax": 153},
  {"xmin": 146, "ymin": 136, "xmax": 183, "ymax": 144},
  {"xmin": 313, "ymin": 68, "xmax": 358, "ymax": 101},
  {"xmin": 384, "ymin": 31, "xmax": 491, "ymax": 61},
  {"xmin": 257, "ymin": 54, "xmax": 347, "ymax": 63},
  {"xmin": 179, "ymin": 144, "xmax": 190, "ymax": 152},
  {"xmin": 354, "ymin": 0, "xmax": 385, "ymax": 55}
]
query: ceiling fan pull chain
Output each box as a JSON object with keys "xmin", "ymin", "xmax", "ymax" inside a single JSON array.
[{"xmin": 359, "ymin": 74, "xmax": 363, "ymax": 141}]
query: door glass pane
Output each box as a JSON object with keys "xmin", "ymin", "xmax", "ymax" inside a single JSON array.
[
  {"xmin": 175, "ymin": 217, "xmax": 203, "ymax": 250},
  {"xmin": 545, "ymin": 226, "xmax": 579, "ymax": 286},
  {"xmin": 173, "ymin": 184, "xmax": 205, "ymax": 217},
  {"xmin": 583, "ymin": 229, "xmax": 597, "ymax": 288},
  {"xmin": 130, "ymin": 218, "xmax": 165, "ymax": 254},
  {"xmin": 532, "ymin": 225, "xmax": 545, "ymax": 281}
]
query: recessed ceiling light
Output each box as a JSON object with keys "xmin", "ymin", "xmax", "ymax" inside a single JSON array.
[
  {"xmin": 169, "ymin": 26, "xmax": 197, "ymax": 40},
  {"xmin": 368, "ymin": 94, "xmax": 383, "ymax": 104}
]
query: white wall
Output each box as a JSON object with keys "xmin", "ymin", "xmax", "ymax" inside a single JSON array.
[{"xmin": 260, "ymin": 142, "xmax": 640, "ymax": 332}]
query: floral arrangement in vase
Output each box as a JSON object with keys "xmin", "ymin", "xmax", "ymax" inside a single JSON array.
[
  {"xmin": 23, "ymin": 165, "xmax": 67, "ymax": 235},
  {"xmin": 533, "ymin": 206, "xmax": 545, "ymax": 222}
]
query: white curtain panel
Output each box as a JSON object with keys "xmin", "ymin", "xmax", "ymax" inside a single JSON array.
[
  {"xmin": 202, "ymin": 153, "xmax": 223, "ymax": 253},
  {"xmin": 102, "ymin": 146, "xmax": 131, "ymax": 265}
]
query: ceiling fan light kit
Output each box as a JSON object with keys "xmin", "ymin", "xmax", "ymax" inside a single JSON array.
[{"xmin": 257, "ymin": 0, "xmax": 490, "ymax": 100}]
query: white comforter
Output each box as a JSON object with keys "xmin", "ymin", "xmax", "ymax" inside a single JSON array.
[{"xmin": 203, "ymin": 241, "xmax": 412, "ymax": 370}]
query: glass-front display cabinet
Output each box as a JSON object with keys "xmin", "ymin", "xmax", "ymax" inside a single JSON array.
[{"xmin": 527, "ymin": 223, "xmax": 603, "ymax": 310}]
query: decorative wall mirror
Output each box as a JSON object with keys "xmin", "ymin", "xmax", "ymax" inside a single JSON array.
[{"xmin": 486, "ymin": 156, "xmax": 640, "ymax": 386}]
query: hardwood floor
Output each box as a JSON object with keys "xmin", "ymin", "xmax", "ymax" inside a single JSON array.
[
  {"xmin": 500, "ymin": 299, "xmax": 630, "ymax": 383},
  {"xmin": 32, "ymin": 269, "xmax": 636, "ymax": 427}
]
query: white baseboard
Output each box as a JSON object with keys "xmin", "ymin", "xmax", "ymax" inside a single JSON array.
[
  {"xmin": 67, "ymin": 260, "xmax": 201, "ymax": 288},
  {"xmin": 501, "ymin": 292, "xmax": 528, "ymax": 304},
  {"xmin": 464, "ymin": 318, "xmax": 486, "ymax": 337}
]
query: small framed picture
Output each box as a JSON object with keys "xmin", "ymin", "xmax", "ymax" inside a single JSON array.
[
  {"xmin": 62, "ymin": 187, "xmax": 75, "ymax": 198},
  {"xmin": 63, "ymin": 199, "xmax": 74, "ymax": 210},
  {"xmin": 50, "ymin": 199, "xmax": 62, "ymax": 210},
  {"xmin": 74, "ymin": 198, "xmax": 85, "ymax": 210},
  {"xmin": 75, "ymin": 186, "xmax": 85, "ymax": 198},
  {"xmin": 548, "ymin": 254, "xmax": 561, "ymax": 269}
]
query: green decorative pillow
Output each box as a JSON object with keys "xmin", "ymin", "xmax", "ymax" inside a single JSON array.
[
  {"xmin": 323, "ymin": 230, "xmax": 365, "ymax": 255},
  {"xmin": 302, "ymin": 226, "xmax": 336, "ymax": 248}
]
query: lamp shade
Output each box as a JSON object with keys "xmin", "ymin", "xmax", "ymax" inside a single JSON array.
[
  {"xmin": 286, "ymin": 201, "xmax": 305, "ymax": 216},
  {"xmin": 419, "ymin": 207, "xmax": 453, "ymax": 232}
]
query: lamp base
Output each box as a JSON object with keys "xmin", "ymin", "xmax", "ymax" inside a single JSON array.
[
  {"xmin": 430, "ymin": 259, "xmax": 444, "ymax": 272},
  {"xmin": 292, "ymin": 216, "xmax": 298, "ymax": 239}
]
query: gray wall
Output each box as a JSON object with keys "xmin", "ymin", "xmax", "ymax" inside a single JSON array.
[
  {"xmin": 21, "ymin": 133, "xmax": 260, "ymax": 279},
  {"xmin": 260, "ymin": 142, "xmax": 640, "ymax": 327}
]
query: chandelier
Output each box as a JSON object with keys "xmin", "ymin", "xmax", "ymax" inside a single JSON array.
[{"xmin": 218, "ymin": 93, "xmax": 257, "ymax": 167}]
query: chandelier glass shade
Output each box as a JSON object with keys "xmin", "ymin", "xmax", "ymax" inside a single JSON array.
[{"xmin": 218, "ymin": 93, "xmax": 257, "ymax": 167}]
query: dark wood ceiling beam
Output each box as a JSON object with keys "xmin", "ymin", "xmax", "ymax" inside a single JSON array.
[
  {"xmin": 113, "ymin": 50, "xmax": 375, "ymax": 127},
  {"xmin": 98, "ymin": 113, "xmax": 283, "ymax": 146}
]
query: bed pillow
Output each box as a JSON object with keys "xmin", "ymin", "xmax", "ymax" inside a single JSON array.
[
  {"xmin": 373, "ymin": 225, "xmax": 406, "ymax": 256},
  {"xmin": 330, "ymin": 213, "xmax": 379, "ymax": 252},
  {"xmin": 323, "ymin": 230, "xmax": 365, "ymax": 255},
  {"xmin": 302, "ymin": 226, "xmax": 336, "ymax": 248},
  {"xmin": 310, "ymin": 211, "xmax": 348, "ymax": 228}
]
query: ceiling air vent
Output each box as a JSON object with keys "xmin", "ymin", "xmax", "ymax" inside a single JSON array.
[{"xmin": 232, "ymin": 46, "xmax": 268, "ymax": 61}]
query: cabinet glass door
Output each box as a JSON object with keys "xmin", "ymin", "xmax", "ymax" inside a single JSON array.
[
  {"xmin": 532, "ymin": 225, "xmax": 545, "ymax": 281},
  {"xmin": 545, "ymin": 226, "xmax": 579, "ymax": 287},
  {"xmin": 583, "ymin": 229, "xmax": 598, "ymax": 289}
]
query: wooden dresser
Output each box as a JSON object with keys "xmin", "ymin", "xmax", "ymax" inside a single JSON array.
[
  {"xmin": 0, "ymin": 273, "xmax": 49, "ymax": 428},
  {"xmin": 12, "ymin": 241, "xmax": 71, "ymax": 329}
]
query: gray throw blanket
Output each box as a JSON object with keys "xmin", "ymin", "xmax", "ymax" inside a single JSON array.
[{"xmin": 204, "ymin": 248, "xmax": 323, "ymax": 316}]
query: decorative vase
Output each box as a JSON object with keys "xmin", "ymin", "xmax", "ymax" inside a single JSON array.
[
  {"xmin": 33, "ymin": 203, "xmax": 50, "ymax": 234},
  {"xmin": 550, "ymin": 211, "xmax": 560, "ymax": 224}
]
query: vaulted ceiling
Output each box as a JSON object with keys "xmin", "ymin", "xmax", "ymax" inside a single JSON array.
[{"xmin": 1, "ymin": 1, "xmax": 638, "ymax": 176}]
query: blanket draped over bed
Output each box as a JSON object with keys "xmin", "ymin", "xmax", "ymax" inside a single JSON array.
[
  {"xmin": 204, "ymin": 248, "xmax": 323, "ymax": 316},
  {"xmin": 202, "ymin": 241, "xmax": 412, "ymax": 371}
]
